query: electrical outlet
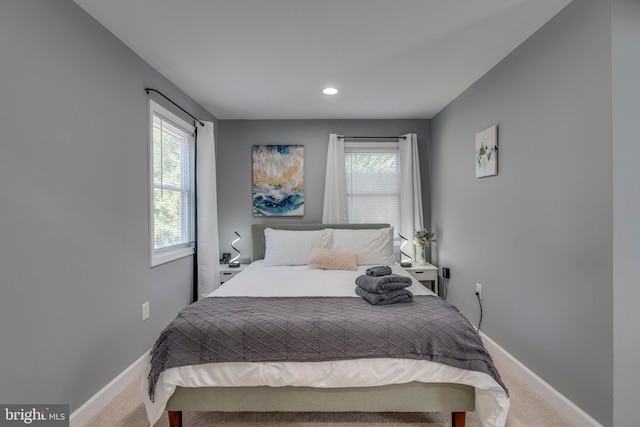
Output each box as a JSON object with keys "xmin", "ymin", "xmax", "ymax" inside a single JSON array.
[
  {"xmin": 442, "ymin": 267, "xmax": 450, "ymax": 279},
  {"xmin": 475, "ymin": 283, "xmax": 482, "ymax": 299},
  {"xmin": 142, "ymin": 302, "xmax": 150, "ymax": 321}
]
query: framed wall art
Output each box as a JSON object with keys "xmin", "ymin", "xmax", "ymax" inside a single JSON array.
[
  {"xmin": 252, "ymin": 145, "xmax": 304, "ymax": 216},
  {"xmin": 476, "ymin": 125, "xmax": 498, "ymax": 178}
]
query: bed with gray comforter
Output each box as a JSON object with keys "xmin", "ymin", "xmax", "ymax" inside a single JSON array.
[
  {"xmin": 148, "ymin": 295, "xmax": 506, "ymax": 402},
  {"xmin": 145, "ymin": 224, "xmax": 508, "ymax": 427}
]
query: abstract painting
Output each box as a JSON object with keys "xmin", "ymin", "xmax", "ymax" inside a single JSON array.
[
  {"xmin": 252, "ymin": 145, "xmax": 304, "ymax": 216},
  {"xmin": 475, "ymin": 125, "xmax": 498, "ymax": 178}
]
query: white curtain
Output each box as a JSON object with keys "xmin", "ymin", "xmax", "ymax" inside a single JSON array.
[
  {"xmin": 196, "ymin": 121, "xmax": 220, "ymax": 299},
  {"xmin": 399, "ymin": 133, "xmax": 424, "ymax": 262},
  {"xmin": 322, "ymin": 134, "xmax": 348, "ymax": 223}
]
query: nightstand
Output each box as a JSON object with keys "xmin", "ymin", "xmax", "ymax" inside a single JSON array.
[
  {"xmin": 219, "ymin": 264, "xmax": 247, "ymax": 284},
  {"xmin": 401, "ymin": 263, "xmax": 439, "ymax": 295}
]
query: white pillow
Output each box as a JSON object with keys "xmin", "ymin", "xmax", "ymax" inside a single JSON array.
[
  {"xmin": 331, "ymin": 227, "xmax": 395, "ymax": 265},
  {"xmin": 263, "ymin": 228, "xmax": 333, "ymax": 266}
]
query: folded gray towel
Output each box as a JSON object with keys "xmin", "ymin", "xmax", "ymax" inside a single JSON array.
[
  {"xmin": 365, "ymin": 265, "xmax": 392, "ymax": 277},
  {"xmin": 355, "ymin": 287, "xmax": 413, "ymax": 305},
  {"xmin": 355, "ymin": 274, "xmax": 412, "ymax": 293}
]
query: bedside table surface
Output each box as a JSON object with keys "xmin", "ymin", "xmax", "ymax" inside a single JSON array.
[{"xmin": 219, "ymin": 264, "xmax": 247, "ymax": 272}]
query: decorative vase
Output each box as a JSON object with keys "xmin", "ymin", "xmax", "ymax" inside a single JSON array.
[{"xmin": 419, "ymin": 246, "xmax": 427, "ymax": 266}]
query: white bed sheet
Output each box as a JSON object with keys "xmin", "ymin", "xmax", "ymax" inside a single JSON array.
[{"xmin": 142, "ymin": 262, "xmax": 509, "ymax": 427}]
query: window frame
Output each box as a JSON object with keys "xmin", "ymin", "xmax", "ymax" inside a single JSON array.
[
  {"xmin": 148, "ymin": 99, "xmax": 196, "ymax": 267},
  {"xmin": 344, "ymin": 141, "xmax": 401, "ymax": 235}
]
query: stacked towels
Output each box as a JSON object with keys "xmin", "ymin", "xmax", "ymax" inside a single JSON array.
[{"xmin": 355, "ymin": 266, "xmax": 413, "ymax": 305}]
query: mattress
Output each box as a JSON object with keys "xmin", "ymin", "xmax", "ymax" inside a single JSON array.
[
  {"xmin": 212, "ymin": 261, "xmax": 434, "ymax": 297},
  {"xmin": 141, "ymin": 262, "xmax": 509, "ymax": 426}
]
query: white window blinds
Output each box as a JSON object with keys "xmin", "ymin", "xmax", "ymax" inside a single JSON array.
[
  {"xmin": 344, "ymin": 142, "xmax": 400, "ymax": 233},
  {"xmin": 149, "ymin": 100, "xmax": 195, "ymax": 266}
]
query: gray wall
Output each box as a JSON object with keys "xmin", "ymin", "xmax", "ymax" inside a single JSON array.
[
  {"xmin": 216, "ymin": 120, "xmax": 430, "ymax": 262},
  {"xmin": 0, "ymin": 0, "xmax": 215, "ymax": 411},
  {"xmin": 612, "ymin": 0, "xmax": 640, "ymax": 425},
  {"xmin": 430, "ymin": 0, "xmax": 613, "ymax": 425}
]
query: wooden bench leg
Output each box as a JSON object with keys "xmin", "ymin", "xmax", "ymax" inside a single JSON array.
[
  {"xmin": 168, "ymin": 410, "xmax": 182, "ymax": 427},
  {"xmin": 452, "ymin": 411, "xmax": 466, "ymax": 427}
]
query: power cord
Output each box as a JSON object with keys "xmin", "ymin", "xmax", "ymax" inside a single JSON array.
[{"xmin": 476, "ymin": 291, "xmax": 483, "ymax": 331}]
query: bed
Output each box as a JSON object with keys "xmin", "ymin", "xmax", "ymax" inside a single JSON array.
[{"xmin": 141, "ymin": 223, "xmax": 509, "ymax": 427}]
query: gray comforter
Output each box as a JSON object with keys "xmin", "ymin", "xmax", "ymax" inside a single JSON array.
[{"xmin": 148, "ymin": 295, "xmax": 507, "ymax": 400}]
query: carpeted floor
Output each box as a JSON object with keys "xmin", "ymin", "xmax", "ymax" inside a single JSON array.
[{"xmin": 85, "ymin": 358, "xmax": 575, "ymax": 426}]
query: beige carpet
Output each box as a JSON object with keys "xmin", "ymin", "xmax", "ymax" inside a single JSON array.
[{"xmin": 86, "ymin": 358, "xmax": 575, "ymax": 426}]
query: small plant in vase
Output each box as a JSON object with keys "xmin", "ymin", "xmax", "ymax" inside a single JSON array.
[{"xmin": 414, "ymin": 227, "xmax": 437, "ymax": 266}]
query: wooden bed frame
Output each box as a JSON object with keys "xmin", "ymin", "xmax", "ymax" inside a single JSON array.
[{"xmin": 163, "ymin": 223, "xmax": 476, "ymax": 427}]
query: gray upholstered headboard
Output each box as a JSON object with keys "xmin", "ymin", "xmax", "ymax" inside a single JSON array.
[{"xmin": 251, "ymin": 223, "xmax": 390, "ymax": 262}]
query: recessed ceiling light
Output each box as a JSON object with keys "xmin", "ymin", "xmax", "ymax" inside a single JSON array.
[{"xmin": 323, "ymin": 87, "xmax": 339, "ymax": 95}]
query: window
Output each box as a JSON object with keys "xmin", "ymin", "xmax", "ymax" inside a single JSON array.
[
  {"xmin": 344, "ymin": 142, "xmax": 400, "ymax": 233},
  {"xmin": 149, "ymin": 100, "xmax": 195, "ymax": 266}
]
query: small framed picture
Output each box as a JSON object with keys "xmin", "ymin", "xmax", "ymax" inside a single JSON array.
[{"xmin": 476, "ymin": 125, "xmax": 498, "ymax": 178}]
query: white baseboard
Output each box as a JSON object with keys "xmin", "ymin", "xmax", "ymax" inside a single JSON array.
[
  {"xmin": 479, "ymin": 331, "xmax": 602, "ymax": 427},
  {"xmin": 69, "ymin": 351, "xmax": 149, "ymax": 427}
]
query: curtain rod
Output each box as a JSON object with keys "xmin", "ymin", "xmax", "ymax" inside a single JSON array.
[
  {"xmin": 145, "ymin": 87, "xmax": 205, "ymax": 127},
  {"xmin": 338, "ymin": 136, "xmax": 406, "ymax": 140}
]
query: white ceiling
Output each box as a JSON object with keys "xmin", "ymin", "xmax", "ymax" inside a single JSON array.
[{"xmin": 73, "ymin": 0, "xmax": 572, "ymax": 120}]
